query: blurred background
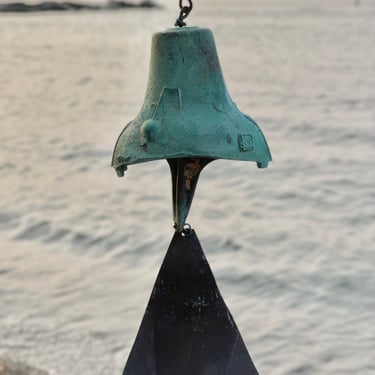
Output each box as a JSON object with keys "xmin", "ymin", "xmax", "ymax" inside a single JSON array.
[{"xmin": 0, "ymin": 0, "xmax": 374, "ymax": 374}]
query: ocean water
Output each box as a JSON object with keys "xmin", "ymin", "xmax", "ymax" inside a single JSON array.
[{"xmin": 0, "ymin": 0, "xmax": 374, "ymax": 374}]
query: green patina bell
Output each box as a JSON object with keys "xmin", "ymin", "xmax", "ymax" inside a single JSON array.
[
  {"xmin": 112, "ymin": 26, "xmax": 271, "ymax": 232},
  {"xmin": 116, "ymin": 21, "xmax": 270, "ymax": 375},
  {"xmin": 112, "ymin": 26, "xmax": 271, "ymax": 176}
]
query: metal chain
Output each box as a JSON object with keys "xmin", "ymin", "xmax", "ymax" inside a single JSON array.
[
  {"xmin": 181, "ymin": 223, "xmax": 192, "ymax": 237},
  {"xmin": 175, "ymin": 0, "xmax": 193, "ymax": 27}
]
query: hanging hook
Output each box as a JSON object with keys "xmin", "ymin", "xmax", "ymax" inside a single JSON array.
[{"xmin": 175, "ymin": 0, "xmax": 193, "ymax": 27}]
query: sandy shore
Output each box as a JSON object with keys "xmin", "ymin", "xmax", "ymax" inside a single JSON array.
[{"xmin": 0, "ymin": 358, "xmax": 48, "ymax": 375}]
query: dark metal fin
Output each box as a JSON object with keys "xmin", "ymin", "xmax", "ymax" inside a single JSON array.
[{"xmin": 123, "ymin": 229, "xmax": 259, "ymax": 375}]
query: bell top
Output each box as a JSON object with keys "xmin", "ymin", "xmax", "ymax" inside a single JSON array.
[
  {"xmin": 145, "ymin": 27, "xmax": 227, "ymax": 113},
  {"xmin": 112, "ymin": 27, "xmax": 271, "ymax": 177}
]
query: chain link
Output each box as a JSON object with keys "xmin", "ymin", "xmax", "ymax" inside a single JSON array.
[{"xmin": 175, "ymin": 0, "xmax": 193, "ymax": 27}]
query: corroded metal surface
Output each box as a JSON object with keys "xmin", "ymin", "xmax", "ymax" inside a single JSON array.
[
  {"xmin": 114, "ymin": 26, "xmax": 270, "ymax": 373},
  {"xmin": 112, "ymin": 26, "xmax": 271, "ymax": 178},
  {"xmin": 123, "ymin": 230, "xmax": 259, "ymax": 375}
]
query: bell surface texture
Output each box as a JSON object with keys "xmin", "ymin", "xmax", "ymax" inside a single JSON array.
[
  {"xmin": 123, "ymin": 230, "xmax": 259, "ymax": 375},
  {"xmin": 112, "ymin": 26, "xmax": 271, "ymax": 177}
]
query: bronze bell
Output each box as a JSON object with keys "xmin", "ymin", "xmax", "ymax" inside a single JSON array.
[
  {"xmin": 114, "ymin": 23, "xmax": 270, "ymax": 375},
  {"xmin": 112, "ymin": 26, "xmax": 271, "ymax": 231}
]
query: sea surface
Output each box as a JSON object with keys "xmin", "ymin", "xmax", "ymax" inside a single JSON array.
[{"xmin": 1, "ymin": 0, "xmax": 374, "ymax": 374}]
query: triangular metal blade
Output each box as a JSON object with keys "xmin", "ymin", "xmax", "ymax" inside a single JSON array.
[{"xmin": 123, "ymin": 230, "xmax": 259, "ymax": 375}]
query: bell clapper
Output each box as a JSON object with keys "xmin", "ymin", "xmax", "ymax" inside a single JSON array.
[{"xmin": 168, "ymin": 158, "xmax": 213, "ymax": 233}]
